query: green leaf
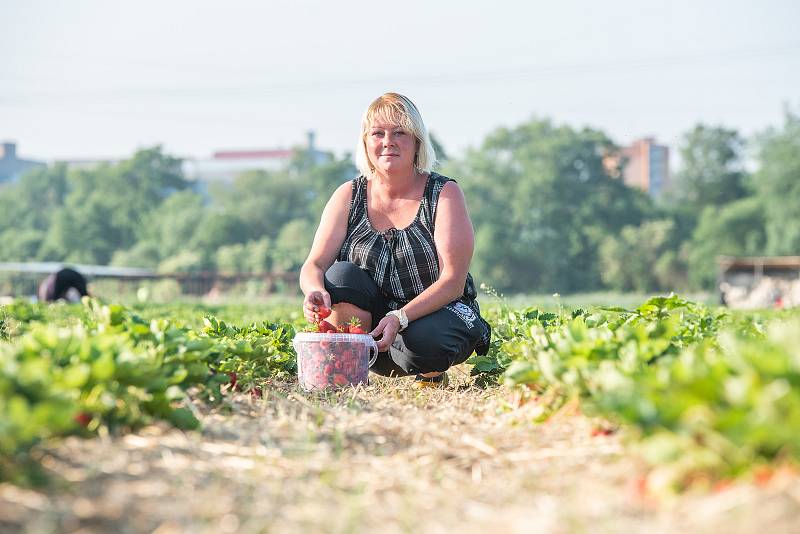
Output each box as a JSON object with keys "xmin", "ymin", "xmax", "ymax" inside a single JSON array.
[{"xmin": 167, "ymin": 407, "xmax": 199, "ymax": 430}]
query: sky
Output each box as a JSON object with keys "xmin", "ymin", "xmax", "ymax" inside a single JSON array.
[{"xmin": 1, "ymin": 0, "xmax": 799, "ymax": 163}]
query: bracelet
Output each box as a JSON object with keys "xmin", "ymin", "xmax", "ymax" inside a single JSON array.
[{"xmin": 386, "ymin": 309, "xmax": 409, "ymax": 331}]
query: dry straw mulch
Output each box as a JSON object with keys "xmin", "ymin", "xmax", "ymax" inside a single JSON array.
[{"xmin": 1, "ymin": 366, "xmax": 799, "ymax": 533}]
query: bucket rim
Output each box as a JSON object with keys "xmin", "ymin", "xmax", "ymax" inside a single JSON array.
[{"xmin": 293, "ymin": 332, "xmax": 375, "ymax": 342}]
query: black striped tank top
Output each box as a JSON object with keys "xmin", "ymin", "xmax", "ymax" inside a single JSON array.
[{"xmin": 337, "ymin": 172, "xmax": 491, "ymax": 354}]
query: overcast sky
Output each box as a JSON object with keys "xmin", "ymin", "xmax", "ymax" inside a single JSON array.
[{"xmin": 1, "ymin": 0, "xmax": 798, "ymax": 163}]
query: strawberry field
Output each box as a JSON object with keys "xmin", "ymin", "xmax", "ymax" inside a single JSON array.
[{"xmin": 1, "ymin": 296, "xmax": 799, "ymax": 532}]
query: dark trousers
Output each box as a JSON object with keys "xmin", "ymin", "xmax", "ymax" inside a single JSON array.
[{"xmin": 324, "ymin": 262, "xmax": 482, "ymax": 377}]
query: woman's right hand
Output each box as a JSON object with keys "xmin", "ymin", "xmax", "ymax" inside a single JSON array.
[{"xmin": 303, "ymin": 290, "xmax": 332, "ymax": 323}]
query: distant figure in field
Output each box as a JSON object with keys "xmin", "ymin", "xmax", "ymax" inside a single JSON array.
[{"xmin": 38, "ymin": 267, "xmax": 89, "ymax": 303}]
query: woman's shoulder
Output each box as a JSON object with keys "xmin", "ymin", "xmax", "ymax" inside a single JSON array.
[
  {"xmin": 428, "ymin": 172, "xmax": 462, "ymax": 193},
  {"xmin": 422, "ymin": 172, "xmax": 466, "ymax": 228},
  {"xmin": 428, "ymin": 171, "xmax": 462, "ymax": 196},
  {"xmin": 330, "ymin": 177, "xmax": 359, "ymax": 205},
  {"xmin": 429, "ymin": 171, "xmax": 455, "ymax": 184},
  {"xmin": 346, "ymin": 174, "xmax": 368, "ymax": 191},
  {"xmin": 328, "ymin": 175, "xmax": 369, "ymax": 217},
  {"xmin": 337, "ymin": 174, "xmax": 367, "ymax": 190}
]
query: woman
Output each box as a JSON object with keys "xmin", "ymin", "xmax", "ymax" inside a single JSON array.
[{"xmin": 299, "ymin": 93, "xmax": 491, "ymax": 387}]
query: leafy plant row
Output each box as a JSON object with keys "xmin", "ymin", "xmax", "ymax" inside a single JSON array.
[
  {"xmin": 0, "ymin": 299, "xmax": 297, "ymax": 484},
  {"xmin": 469, "ymin": 294, "xmax": 800, "ymax": 491}
]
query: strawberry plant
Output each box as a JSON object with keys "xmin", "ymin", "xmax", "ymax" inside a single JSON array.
[
  {"xmin": 470, "ymin": 293, "xmax": 800, "ymax": 489},
  {"xmin": 0, "ymin": 298, "xmax": 301, "ymax": 484},
  {"xmin": 200, "ymin": 315, "xmax": 297, "ymax": 395}
]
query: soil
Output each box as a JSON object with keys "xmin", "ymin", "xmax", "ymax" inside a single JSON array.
[{"xmin": 1, "ymin": 367, "xmax": 799, "ymax": 533}]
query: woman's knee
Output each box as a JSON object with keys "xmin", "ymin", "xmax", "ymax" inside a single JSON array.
[
  {"xmin": 325, "ymin": 261, "xmax": 365, "ymax": 287},
  {"xmin": 324, "ymin": 262, "xmax": 378, "ymax": 310}
]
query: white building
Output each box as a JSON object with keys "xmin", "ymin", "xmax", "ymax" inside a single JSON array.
[
  {"xmin": 182, "ymin": 131, "xmax": 330, "ymax": 185},
  {"xmin": 50, "ymin": 131, "xmax": 330, "ymax": 187}
]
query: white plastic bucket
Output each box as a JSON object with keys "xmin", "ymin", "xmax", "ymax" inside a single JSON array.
[{"xmin": 293, "ymin": 332, "xmax": 379, "ymax": 390}]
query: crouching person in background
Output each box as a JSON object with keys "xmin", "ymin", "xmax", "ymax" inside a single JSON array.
[{"xmin": 38, "ymin": 267, "xmax": 89, "ymax": 303}]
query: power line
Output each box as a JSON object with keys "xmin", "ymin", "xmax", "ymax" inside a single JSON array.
[{"xmin": 1, "ymin": 41, "xmax": 798, "ymax": 105}]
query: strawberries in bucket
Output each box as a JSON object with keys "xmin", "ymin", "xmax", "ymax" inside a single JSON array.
[{"xmin": 294, "ymin": 316, "xmax": 378, "ymax": 390}]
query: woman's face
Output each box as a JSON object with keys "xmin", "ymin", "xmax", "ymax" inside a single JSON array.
[{"xmin": 365, "ymin": 121, "xmax": 418, "ymax": 176}]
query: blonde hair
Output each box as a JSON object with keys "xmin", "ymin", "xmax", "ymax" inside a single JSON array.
[{"xmin": 355, "ymin": 93, "xmax": 437, "ymax": 178}]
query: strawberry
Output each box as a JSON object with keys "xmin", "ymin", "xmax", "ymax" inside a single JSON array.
[
  {"xmin": 346, "ymin": 317, "xmax": 366, "ymax": 334},
  {"xmin": 332, "ymin": 373, "xmax": 348, "ymax": 386},
  {"xmin": 317, "ymin": 320, "xmax": 336, "ymax": 333},
  {"xmin": 74, "ymin": 412, "xmax": 92, "ymax": 427},
  {"xmin": 317, "ymin": 306, "xmax": 332, "ymax": 319},
  {"xmin": 227, "ymin": 372, "xmax": 238, "ymax": 390},
  {"xmin": 754, "ymin": 466, "xmax": 775, "ymax": 486},
  {"xmin": 590, "ymin": 425, "xmax": 615, "ymax": 437}
]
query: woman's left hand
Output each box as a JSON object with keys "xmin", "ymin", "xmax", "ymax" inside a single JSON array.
[{"xmin": 370, "ymin": 315, "xmax": 401, "ymax": 352}]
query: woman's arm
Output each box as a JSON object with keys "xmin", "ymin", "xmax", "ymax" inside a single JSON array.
[
  {"xmin": 371, "ymin": 180, "xmax": 474, "ymax": 349},
  {"xmin": 299, "ymin": 181, "xmax": 352, "ymax": 321}
]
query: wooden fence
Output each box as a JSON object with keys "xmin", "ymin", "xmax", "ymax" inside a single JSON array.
[{"xmin": 0, "ymin": 263, "xmax": 299, "ymax": 299}]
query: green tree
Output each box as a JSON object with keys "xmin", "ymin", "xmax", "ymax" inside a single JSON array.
[
  {"xmin": 0, "ymin": 164, "xmax": 68, "ymax": 233},
  {"xmin": 301, "ymin": 152, "xmax": 357, "ymax": 218},
  {"xmin": 0, "ymin": 229, "xmax": 46, "ymax": 262},
  {"xmin": 158, "ymin": 250, "xmax": 206, "ymax": 273},
  {"xmin": 244, "ymin": 237, "xmax": 273, "ymax": 273},
  {"xmin": 140, "ymin": 190, "xmax": 207, "ymax": 261},
  {"xmin": 213, "ymin": 238, "xmax": 275, "ymax": 274},
  {"xmin": 38, "ymin": 196, "xmax": 121, "ymax": 264},
  {"xmin": 669, "ymin": 124, "xmax": 748, "ymax": 211},
  {"xmin": 0, "ymin": 164, "xmax": 69, "ymax": 261},
  {"xmin": 213, "ymin": 170, "xmax": 312, "ymax": 242},
  {"xmin": 37, "ymin": 147, "xmax": 189, "ymax": 264},
  {"xmin": 188, "ymin": 211, "xmax": 250, "ymax": 268},
  {"xmin": 110, "ymin": 241, "xmax": 161, "ymax": 269},
  {"xmin": 687, "ymin": 197, "xmax": 767, "ymax": 288},
  {"xmin": 271, "ymin": 219, "xmax": 315, "ymax": 272},
  {"xmin": 215, "ymin": 243, "xmax": 249, "ymax": 273},
  {"xmin": 750, "ymin": 109, "xmax": 800, "ymax": 255},
  {"xmin": 452, "ymin": 118, "xmax": 651, "ymax": 294},
  {"xmin": 430, "ymin": 132, "xmax": 448, "ymax": 163},
  {"xmin": 599, "ymin": 219, "xmax": 685, "ymax": 292}
]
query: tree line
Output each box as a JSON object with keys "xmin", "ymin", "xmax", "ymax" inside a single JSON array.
[{"xmin": 0, "ymin": 109, "xmax": 797, "ymax": 295}]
